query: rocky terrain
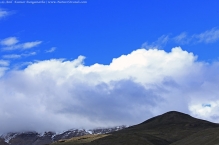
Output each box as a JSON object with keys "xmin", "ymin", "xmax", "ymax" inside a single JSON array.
[{"xmin": 0, "ymin": 126, "xmax": 126, "ymax": 145}]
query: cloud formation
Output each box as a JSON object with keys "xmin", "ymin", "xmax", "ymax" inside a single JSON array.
[
  {"xmin": 173, "ymin": 28, "xmax": 219, "ymax": 44},
  {"xmin": 0, "ymin": 47, "xmax": 219, "ymax": 134},
  {"xmin": 0, "ymin": 60, "xmax": 9, "ymax": 77},
  {"xmin": 2, "ymin": 52, "xmax": 37, "ymax": 59},
  {"xmin": 2, "ymin": 54, "xmax": 21, "ymax": 59},
  {"xmin": 0, "ymin": 60, "xmax": 9, "ymax": 66},
  {"xmin": 0, "ymin": 37, "xmax": 42, "ymax": 51},
  {"xmin": 45, "ymin": 47, "xmax": 56, "ymax": 53},
  {"xmin": 0, "ymin": 9, "xmax": 10, "ymax": 19},
  {"xmin": 142, "ymin": 35, "xmax": 169, "ymax": 49},
  {"xmin": 194, "ymin": 28, "xmax": 219, "ymax": 43},
  {"xmin": 143, "ymin": 28, "xmax": 219, "ymax": 49},
  {"xmin": 0, "ymin": 37, "xmax": 19, "ymax": 46}
]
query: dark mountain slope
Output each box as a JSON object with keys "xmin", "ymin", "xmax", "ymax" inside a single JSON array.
[
  {"xmin": 170, "ymin": 127, "xmax": 219, "ymax": 145},
  {"xmin": 116, "ymin": 111, "xmax": 219, "ymax": 143},
  {"xmin": 51, "ymin": 111, "xmax": 219, "ymax": 145}
]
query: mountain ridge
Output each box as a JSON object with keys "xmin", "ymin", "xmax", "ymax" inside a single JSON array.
[
  {"xmin": 1, "ymin": 111, "xmax": 219, "ymax": 145},
  {"xmin": 0, "ymin": 126, "xmax": 126, "ymax": 145},
  {"xmin": 51, "ymin": 111, "xmax": 219, "ymax": 145}
]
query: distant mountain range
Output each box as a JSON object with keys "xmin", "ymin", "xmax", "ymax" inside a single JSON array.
[
  {"xmin": 1, "ymin": 111, "xmax": 219, "ymax": 145},
  {"xmin": 0, "ymin": 126, "xmax": 126, "ymax": 145}
]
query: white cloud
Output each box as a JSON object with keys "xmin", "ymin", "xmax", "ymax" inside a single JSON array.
[
  {"xmin": 1, "ymin": 47, "xmax": 219, "ymax": 134},
  {"xmin": 0, "ymin": 60, "xmax": 9, "ymax": 77},
  {"xmin": 0, "ymin": 9, "xmax": 9, "ymax": 19},
  {"xmin": 142, "ymin": 35, "xmax": 169, "ymax": 49},
  {"xmin": 1, "ymin": 37, "xmax": 42, "ymax": 51},
  {"xmin": 45, "ymin": 47, "xmax": 56, "ymax": 53},
  {"xmin": 0, "ymin": 37, "xmax": 19, "ymax": 46},
  {"xmin": 0, "ymin": 67, "xmax": 8, "ymax": 77},
  {"xmin": 189, "ymin": 100, "xmax": 219, "ymax": 120},
  {"xmin": 194, "ymin": 28, "xmax": 219, "ymax": 43},
  {"xmin": 0, "ymin": 60, "xmax": 9, "ymax": 66},
  {"xmin": 173, "ymin": 32, "xmax": 189, "ymax": 44},
  {"xmin": 22, "ymin": 41, "xmax": 42, "ymax": 49},
  {"xmin": 22, "ymin": 52, "xmax": 37, "ymax": 57},
  {"xmin": 3, "ymin": 52, "xmax": 36, "ymax": 59},
  {"xmin": 173, "ymin": 28, "xmax": 219, "ymax": 44},
  {"xmin": 3, "ymin": 54, "xmax": 21, "ymax": 59}
]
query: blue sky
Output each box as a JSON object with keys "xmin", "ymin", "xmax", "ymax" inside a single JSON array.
[
  {"xmin": 1, "ymin": 0, "xmax": 219, "ymax": 66},
  {"xmin": 1, "ymin": 0, "xmax": 219, "ymax": 134}
]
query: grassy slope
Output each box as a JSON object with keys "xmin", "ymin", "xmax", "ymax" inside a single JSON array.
[
  {"xmin": 51, "ymin": 134, "xmax": 109, "ymax": 145},
  {"xmin": 170, "ymin": 127, "xmax": 219, "ymax": 145},
  {"xmin": 88, "ymin": 132, "xmax": 169, "ymax": 145}
]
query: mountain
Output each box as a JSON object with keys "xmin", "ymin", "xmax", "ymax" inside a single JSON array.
[
  {"xmin": 0, "ymin": 126, "xmax": 126, "ymax": 145},
  {"xmin": 2, "ymin": 111, "xmax": 219, "ymax": 145},
  {"xmin": 51, "ymin": 111, "xmax": 219, "ymax": 145}
]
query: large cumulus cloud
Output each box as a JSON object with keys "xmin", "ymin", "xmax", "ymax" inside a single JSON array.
[{"xmin": 0, "ymin": 47, "xmax": 219, "ymax": 134}]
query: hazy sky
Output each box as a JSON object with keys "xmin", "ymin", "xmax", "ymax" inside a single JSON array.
[{"xmin": 0, "ymin": 0, "xmax": 219, "ymax": 134}]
